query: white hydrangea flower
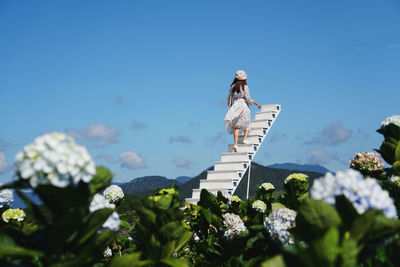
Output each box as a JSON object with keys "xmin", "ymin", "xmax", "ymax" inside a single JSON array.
[
  {"xmin": 0, "ymin": 183, "xmax": 13, "ymax": 208},
  {"xmin": 252, "ymin": 200, "xmax": 267, "ymax": 213},
  {"xmin": 310, "ymin": 169, "xmax": 397, "ymax": 219},
  {"xmin": 230, "ymin": 195, "xmax": 241, "ymax": 202},
  {"xmin": 260, "ymin": 182, "xmax": 275, "ymax": 191},
  {"xmin": 222, "ymin": 213, "xmax": 246, "ymax": 240},
  {"xmin": 284, "ymin": 173, "xmax": 308, "ymax": 184},
  {"xmin": 350, "ymin": 152, "xmax": 384, "ymax": 172},
  {"xmin": 381, "ymin": 115, "xmax": 400, "ymax": 128},
  {"xmin": 103, "ymin": 246, "xmax": 112, "ymax": 258},
  {"xmin": 265, "ymin": 208, "xmax": 296, "ymax": 246},
  {"xmin": 2, "ymin": 208, "xmax": 26, "ymax": 223},
  {"xmin": 103, "ymin": 185, "xmax": 124, "ymax": 203},
  {"xmin": 14, "ymin": 132, "xmax": 96, "ymax": 188},
  {"xmin": 390, "ymin": 176, "xmax": 400, "ymax": 187},
  {"xmin": 89, "ymin": 193, "xmax": 120, "ymax": 231}
]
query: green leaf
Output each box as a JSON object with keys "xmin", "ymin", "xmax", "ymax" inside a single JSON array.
[
  {"xmin": 261, "ymin": 254, "xmax": 286, "ymax": 267},
  {"xmin": 107, "ymin": 252, "xmax": 142, "ymax": 267},
  {"xmin": 310, "ymin": 227, "xmax": 339, "ymax": 266},
  {"xmin": 295, "ymin": 199, "xmax": 341, "ymax": 241},
  {"xmin": 339, "ymin": 235, "xmax": 360, "ymax": 267},
  {"xmin": 393, "ymin": 161, "xmax": 400, "ymax": 176},
  {"xmin": 0, "ymin": 234, "xmax": 44, "ymax": 258},
  {"xmin": 35, "ymin": 183, "xmax": 90, "ymax": 219},
  {"xmin": 155, "ymin": 195, "xmax": 173, "ymax": 210},
  {"xmin": 89, "ymin": 166, "xmax": 113, "ymax": 194},
  {"xmin": 48, "ymin": 210, "xmax": 83, "ymax": 251},
  {"xmin": 136, "ymin": 207, "xmax": 156, "ymax": 225},
  {"xmin": 379, "ymin": 139, "xmax": 398, "ymax": 165},
  {"xmin": 119, "ymin": 219, "xmax": 131, "ymax": 228},
  {"xmin": 200, "ymin": 208, "xmax": 212, "ymax": 224},
  {"xmin": 174, "ymin": 231, "xmax": 192, "ymax": 252},
  {"xmin": 198, "ymin": 189, "xmax": 222, "ymax": 216},
  {"xmin": 335, "ymin": 195, "xmax": 359, "ymax": 230},
  {"xmin": 76, "ymin": 208, "xmax": 114, "ymax": 246},
  {"xmin": 74, "ymin": 230, "xmax": 115, "ymax": 266},
  {"xmin": 271, "ymin": 202, "xmax": 286, "ymax": 211},
  {"xmin": 350, "ymin": 209, "xmax": 400, "ymax": 243},
  {"xmin": 160, "ymin": 258, "xmax": 189, "ymax": 267}
]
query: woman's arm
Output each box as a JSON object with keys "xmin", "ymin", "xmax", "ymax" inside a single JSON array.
[{"xmin": 252, "ymin": 100, "xmax": 261, "ymax": 109}]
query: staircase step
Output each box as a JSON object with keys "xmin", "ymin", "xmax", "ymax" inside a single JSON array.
[
  {"xmin": 261, "ymin": 104, "xmax": 281, "ymax": 112},
  {"xmin": 199, "ymin": 178, "xmax": 239, "ymax": 189},
  {"xmin": 221, "ymin": 152, "xmax": 254, "ymax": 162},
  {"xmin": 185, "ymin": 198, "xmax": 199, "ymax": 204},
  {"xmin": 251, "ymin": 119, "xmax": 273, "ymax": 128},
  {"xmin": 228, "ymin": 143, "xmax": 258, "ymax": 153},
  {"xmin": 250, "ymin": 127, "xmax": 269, "ymax": 136},
  {"xmin": 255, "ymin": 111, "xmax": 277, "ymax": 120},
  {"xmin": 207, "ymin": 170, "xmax": 243, "ymax": 180},
  {"xmin": 214, "ymin": 161, "xmax": 249, "ymax": 171},
  {"xmin": 238, "ymin": 134, "xmax": 263, "ymax": 144}
]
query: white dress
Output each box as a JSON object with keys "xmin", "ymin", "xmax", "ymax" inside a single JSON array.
[{"xmin": 224, "ymin": 85, "xmax": 254, "ymax": 134}]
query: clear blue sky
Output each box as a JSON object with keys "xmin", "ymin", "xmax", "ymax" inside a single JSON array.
[{"xmin": 1, "ymin": 0, "xmax": 399, "ymax": 183}]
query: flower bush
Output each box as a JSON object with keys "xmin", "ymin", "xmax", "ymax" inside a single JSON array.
[
  {"xmin": 2, "ymin": 208, "xmax": 25, "ymax": 223},
  {"xmin": 284, "ymin": 173, "xmax": 308, "ymax": 183},
  {"xmin": 222, "ymin": 212, "xmax": 246, "ymax": 240},
  {"xmin": 310, "ymin": 169, "xmax": 397, "ymax": 218},
  {"xmin": 14, "ymin": 132, "xmax": 96, "ymax": 188},
  {"xmin": 260, "ymin": 182, "xmax": 275, "ymax": 191},
  {"xmin": 230, "ymin": 195, "xmax": 241, "ymax": 202},
  {"xmin": 265, "ymin": 208, "xmax": 296, "ymax": 246},
  {"xmin": 103, "ymin": 246, "xmax": 112, "ymax": 258},
  {"xmin": 350, "ymin": 152, "xmax": 384, "ymax": 173},
  {"xmin": 103, "ymin": 184, "xmax": 124, "ymax": 203},
  {"xmin": 0, "ymin": 184, "xmax": 13, "ymax": 208},
  {"xmin": 252, "ymin": 200, "xmax": 267, "ymax": 213},
  {"xmin": 381, "ymin": 115, "xmax": 400, "ymax": 128}
]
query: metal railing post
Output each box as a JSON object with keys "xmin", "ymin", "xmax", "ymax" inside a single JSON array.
[{"xmin": 246, "ymin": 163, "xmax": 251, "ymax": 199}]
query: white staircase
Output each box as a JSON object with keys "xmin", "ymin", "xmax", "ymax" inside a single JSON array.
[{"xmin": 185, "ymin": 104, "xmax": 281, "ymax": 204}]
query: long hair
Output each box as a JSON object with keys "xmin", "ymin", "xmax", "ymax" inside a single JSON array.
[{"xmin": 231, "ymin": 78, "xmax": 247, "ymax": 94}]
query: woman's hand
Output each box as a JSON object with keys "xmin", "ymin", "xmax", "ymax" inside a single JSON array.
[{"xmin": 253, "ymin": 101, "xmax": 261, "ymax": 109}]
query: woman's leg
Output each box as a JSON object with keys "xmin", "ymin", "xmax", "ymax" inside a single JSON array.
[
  {"xmin": 243, "ymin": 129, "xmax": 250, "ymax": 140},
  {"xmin": 234, "ymin": 128, "xmax": 240, "ymax": 145}
]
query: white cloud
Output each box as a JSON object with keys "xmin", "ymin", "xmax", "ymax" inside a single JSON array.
[
  {"xmin": 0, "ymin": 138, "xmax": 10, "ymax": 151},
  {"xmin": 172, "ymin": 157, "xmax": 191, "ymax": 169},
  {"xmin": 119, "ymin": 150, "xmax": 146, "ymax": 170},
  {"xmin": 305, "ymin": 149, "xmax": 337, "ymax": 165},
  {"xmin": 305, "ymin": 121, "xmax": 352, "ymax": 146},
  {"xmin": 388, "ymin": 44, "xmax": 400, "ymax": 49},
  {"xmin": 269, "ymin": 132, "xmax": 288, "ymax": 143},
  {"xmin": 169, "ymin": 135, "xmax": 193, "ymax": 144},
  {"xmin": 96, "ymin": 153, "xmax": 117, "ymax": 163},
  {"xmin": 205, "ymin": 132, "xmax": 227, "ymax": 146},
  {"xmin": 114, "ymin": 96, "xmax": 123, "ymax": 104},
  {"xmin": 131, "ymin": 121, "xmax": 147, "ymax": 131},
  {"xmin": 65, "ymin": 123, "xmax": 120, "ymax": 148},
  {"xmin": 0, "ymin": 152, "xmax": 10, "ymax": 174}
]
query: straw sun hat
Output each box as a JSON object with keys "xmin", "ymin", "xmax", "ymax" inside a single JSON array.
[{"xmin": 235, "ymin": 70, "xmax": 247, "ymax": 80}]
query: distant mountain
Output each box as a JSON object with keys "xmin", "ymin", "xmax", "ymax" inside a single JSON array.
[
  {"xmin": 120, "ymin": 176, "xmax": 181, "ymax": 195},
  {"xmin": 267, "ymin": 163, "xmax": 332, "ymax": 174},
  {"xmin": 175, "ymin": 176, "xmax": 192, "ymax": 184}
]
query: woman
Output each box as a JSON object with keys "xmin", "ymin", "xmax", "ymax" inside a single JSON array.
[{"xmin": 224, "ymin": 70, "xmax": 261, "ymax": 152}]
